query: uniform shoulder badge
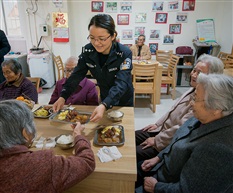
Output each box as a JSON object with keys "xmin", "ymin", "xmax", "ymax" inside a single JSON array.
[{"xmin": 120, "ymin": 58, "xmax": 131, "ymax": 70}]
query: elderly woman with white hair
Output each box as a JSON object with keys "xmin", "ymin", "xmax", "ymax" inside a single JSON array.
[
  {"xmin": 136, "ymin": 74, "xmax": 233, "ymax": 193},
  {"xmin": 0, "ymin": 100, "xmax": 95, "ymax": 192}
]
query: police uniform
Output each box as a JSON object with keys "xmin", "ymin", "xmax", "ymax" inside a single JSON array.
[{"xmin": 61, "ymin": 42, "xmax": 134, "ymax": 109}]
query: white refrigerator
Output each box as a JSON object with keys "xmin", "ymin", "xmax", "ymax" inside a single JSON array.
[{"xmin": 28, "ymin": 51, "xmax": 55, "ymax": 88}]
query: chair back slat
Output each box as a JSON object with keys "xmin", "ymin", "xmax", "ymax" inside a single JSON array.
[{"xmin": 53, "ymin": 55, "xmax": 64, "ymax": 80}]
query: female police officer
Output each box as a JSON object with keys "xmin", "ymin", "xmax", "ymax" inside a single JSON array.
[{"xmin": 53, "ymin": 14, "xmax": 134, "ymax": 122}]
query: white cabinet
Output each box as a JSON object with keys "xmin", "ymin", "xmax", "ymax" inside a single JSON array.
[{"xmin": 28, "ymin": 51, "xmax": 55, "ymax": 88}]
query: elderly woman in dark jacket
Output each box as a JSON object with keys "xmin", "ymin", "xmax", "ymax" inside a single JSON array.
[
  {"xmin": 0, "ymin": 59, "xmax": 38, "ymax": 103},
  {"xmin": 0, "ymin": 100, "xmax": 95, "ymax": 192},
  {"xmin": 136, "ymin": 74, "xmax": 233, "ymax": 193}
]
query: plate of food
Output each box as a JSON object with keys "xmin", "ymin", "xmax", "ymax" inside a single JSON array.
[
  {"xmin": 93, "ymin": 125, "xmax": 125, "ymax": 146},
  {"xmin": 49, "ymin": 109, "xmax": 91, "ymax": 124},
  {"xmin": 33, "ymin": 105, "xmax": 53, "ymax": 118},
  {"xmin": 16, "ymin": 96, "xmax": 35, "ymax": 109}
]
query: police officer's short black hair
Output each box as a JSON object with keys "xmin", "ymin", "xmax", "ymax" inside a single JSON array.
[
  {"xmin": 1, "ymin": 59, "xmax": 22, "ymax": 74},
  {"xmin": 88, "ymin": 14, "xmax": 118, "ymax": 41}
]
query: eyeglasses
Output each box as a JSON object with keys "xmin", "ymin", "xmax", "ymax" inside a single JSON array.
[
  {"xmin": 64, "ymin": 69, "xmax": 74, "ymax": 74},
  {"xmin": 190, "ymin": 95, "xmax": 205, "ymax": 103},
  {"xmin": 138, "ymin": 39, "xmax": 144, "ymax": 42},
  {"xmin": 87, "ymin": 35, "xmax": 111, "ymax": 43}
]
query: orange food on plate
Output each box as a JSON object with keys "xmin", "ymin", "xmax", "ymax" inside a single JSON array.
[{"xmin": 16, "ymin": 96, "xmax": 25, "ymax": 101}]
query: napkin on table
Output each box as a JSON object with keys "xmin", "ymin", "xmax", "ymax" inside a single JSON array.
[
  {"xmin": 35, "ymin": 136, "xmax": 56, "ymax": 148},
  {"xmin": 97, "ymin": 146, "xmax": 122, "ymax": 163}
]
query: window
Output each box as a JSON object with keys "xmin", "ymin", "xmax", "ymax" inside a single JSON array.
[{"xmin": 0, "ymin": 0, "xmax": 21, "ymax": 36}]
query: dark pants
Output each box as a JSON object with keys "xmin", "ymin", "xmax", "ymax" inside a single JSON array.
[{"xmin": 136, "ymin": 130, "xmax": 160, "ymax": 162}]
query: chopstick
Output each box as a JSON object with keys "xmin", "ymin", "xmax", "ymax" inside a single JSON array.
[{"xmin": 22, "ymin": 93, "xmax": 33, "ymax": 101}]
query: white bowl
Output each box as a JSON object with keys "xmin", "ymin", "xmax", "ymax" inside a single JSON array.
[{"xmin": 107, "ymin": 110, "xmax": 124, "ymax": 122}]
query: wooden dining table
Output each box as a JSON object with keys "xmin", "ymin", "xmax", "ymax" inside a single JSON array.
[
  {"xmin": 223, "ymin": 68, "xmax": 233, "ymax": 76},
  {"xmin": 32, "ymin": 105, "xmax": 137, "ymax": 193},
  {"xmin": 132, "ymin": 60, "xmax": 163, "ymax": 104}
]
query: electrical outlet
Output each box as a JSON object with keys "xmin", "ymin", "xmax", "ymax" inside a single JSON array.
[{"xmin": 39, "ymin": 24, "xmax": 49, "ymax": 36}]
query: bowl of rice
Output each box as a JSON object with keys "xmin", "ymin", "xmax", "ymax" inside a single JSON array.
[
  {"xmin": 55, "ymin": 134, "xmax": 74, "ymax": 150},
  {"xmin": 107, "ymin": 110, "xmax": 124, "ymax": 122}
]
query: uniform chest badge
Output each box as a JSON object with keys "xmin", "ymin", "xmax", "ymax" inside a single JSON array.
[
  {"xmin": 86, "ymin": 63, "xmax": 95, "ymax": 68},
  {"xmin": 120, "ymin": 58, "xmax": 131, "ymax": 70},
  {"xmin": 108, "ymin": 67, "xmax": 118, "ymax": 72}
]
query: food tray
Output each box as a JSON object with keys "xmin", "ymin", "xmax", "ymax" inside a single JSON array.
[
  {"xmin": 93, "ymin": 125, "xmax": 125, "ymax": 146},
  {"xmin": 49, "ymin": 109, "xmax": 92, "ymax": 124},
  {"xmin": 33, "ymin": 106, "xmax": 53, "ymax": 119}
]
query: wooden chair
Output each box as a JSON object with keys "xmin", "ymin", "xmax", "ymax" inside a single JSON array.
[
  {"xmin": 156, "ymin": 50, "xmax": 173, "ymax": 74},
  {"xmin": 217, "ymin": 51, "xmax": 229, "ymax": 63},
  {"xmin": 224, "ymin": 54, "xmax": 233, "ymax": 68},
  {"xmin": 26, "ymin": 77, "xmax": 41, "ymax": 93},
  {"xmin": 133, "ymin": 62, "xmax": 159, "ymax": 113},
  {"xmin": 53, "ymin": 55, "xmax": 64, "ymax": 80},
  {"xmin": 161, "ymin": 54, "xmax": 180, "ymax": 100}
]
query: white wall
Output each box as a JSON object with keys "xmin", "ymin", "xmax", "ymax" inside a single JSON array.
[{"xmin": 18, "ymin": 0, "xmax": 232, "ymax": 61}]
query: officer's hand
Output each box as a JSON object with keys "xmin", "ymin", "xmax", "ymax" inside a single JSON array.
[
  {"xmin": 90, "ymin": 104, "xmax": 106, "ymax": 122},
  {"xmin": 53, "ymin": 97, "xmax": 65, "ymax": 112}
]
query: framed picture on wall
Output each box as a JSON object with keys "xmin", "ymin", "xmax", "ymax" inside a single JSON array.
[
  {"xmin": 169, "ymin": 24, "xmax": 181, "ymax": 34},
  {"xmin": 149, "ymin": 43, "xmax": 158, "ymax": 55},
  {"xmin": 182, "ymin": 0, "xmax": 195, "ymax": 11},
  {"xmin": 116, "ymin": 36, "xmax": 120, "ymax": 42},
  {"xmin": 106, "ymin": 2, "xmax": 117, "ymax": 13},
  {"xmin": 123, "ymin": 44, "xmax": 132, "ymax": 49},
  {"xmin": 135, "ymin": 13, "xmax": 147, "ymax": 23},
  {"xmin": 122, "ymin": 29, "xmax": 133, "ymax": 40},
  {"xmin": 91, "ymin": 1, "xmax": 104, "ymax": 12},
  {"xmin": 152, "ymin": 1, "xmax": 164, "ymax": 11},
  {"xmin": 134, "ymin": 27, "xmax": 145, "ymax": 37},
  {"xmin": 155, "ymin": 13, "xmax": 168, "ymax": 24},
  {"xmin": 163, "ymin": 35, "xmax": 174, "ymax": 44},
  {"xmin": 149, "ymin": 30, "xmax": 160, "ymax": 40},
  {"xmin": 117, "ymin": 14, "xmax": 129, "ymax": 25},
  {"xmin": 176, "ymin": 12, "xmax": 188, "ymax": 23},
  {"xmin": 120, "ymin": 2, "xmax": 132, "ymax": 13},
  {"xmin": 168, "ymin": 1, "xmax": 179, "ymax": 11}
]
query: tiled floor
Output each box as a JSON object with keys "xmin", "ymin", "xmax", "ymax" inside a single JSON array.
[{"xmin": 39, "ymin": 86, "xmax": 190, "ymax": 131}]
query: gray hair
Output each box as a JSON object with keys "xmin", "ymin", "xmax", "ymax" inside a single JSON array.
[
  {"xmin": 197, "ymin": 74, "xmax": 233, "ymax": 116},
  {"xmin": 64, "ymin": 56, "xmax": 79, "ymax": 67},
  {"xmin": 0, "ymin": 100, "xmax": 36, "ymax": 150},
  {"xmin": 1, "ymin": 59, "xmax": 22, "ymax": 74},
  {"xmin": 195, "ymin": 54, "xmax": 224, "ymax": 74}
]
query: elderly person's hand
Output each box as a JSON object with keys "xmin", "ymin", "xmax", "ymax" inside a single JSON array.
[
  {"xmin": 142, "ymin": 124, "xmax": 158, "ymax": 132},
  {"xmin": 71, "ymin": 122, "xmax": 85, "ymax": 137},
  {"xmin": 140, "ymin": 137, "xmax": 155, "ymax": 149},
  {"xmin": 144, "ymin": 177, "xmax": 158, "ymax": 193},
  {"xmin": 53, "ymin": 97, "xmax": 65, "ymax": 112},
  {"xmin": 89, "ymin": 104, "xmax": 106, "ymax": 122},
  {"xmin": 141, "ymin": 156, "xmax": 161, "ymax": 172}
]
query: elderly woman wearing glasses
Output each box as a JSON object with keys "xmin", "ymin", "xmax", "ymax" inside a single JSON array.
[
  {"xmin": 0, "ymin": 100, "xmax": 95, "ymax": 192},
  {"xmin": 53, "ymin": 14, "xmax": 134, "ymax": 122},
  {"xmin": 49, "ymin": 56, "xmax": 98, "ymax": 105},
  {"xmin": 136, "ymin": 74, "xmax": 233, "ymax": 193}
]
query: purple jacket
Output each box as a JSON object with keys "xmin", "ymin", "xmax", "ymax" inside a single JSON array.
[
  {"xmin": 0, "ymin": 75, "xmax": 38, "ymax": 103},
  {"xmin": 0, "ymin": 135, "xmax": 95, "ymax": 193},
  {"xmin": 49, "ymin": 77, "xmax": 98, "ymax": 105}
]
